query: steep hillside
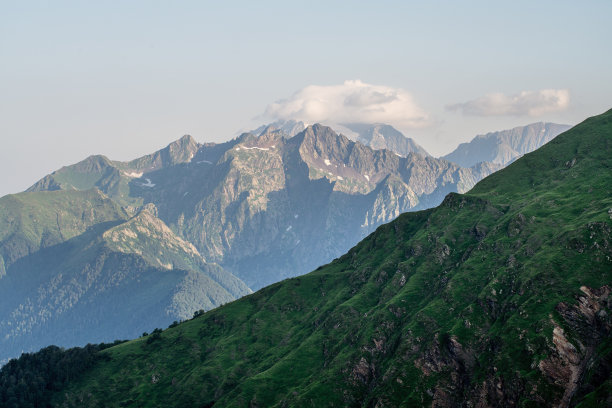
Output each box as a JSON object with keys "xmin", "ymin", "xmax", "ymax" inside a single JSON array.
[
  {"xmin": 443, "ymin": 122, "xmax": 571, "ymax": 167},
  {"xmin": 0, "ymin": 199, "xmax": 250, "ymax": 363},
  {"xmin": 0, "ymin": 189, "xmax": 129, "ymax": 277},
  {"xmin": 22, "ymin": 109, "xmax": 610, "ymax": 407}
]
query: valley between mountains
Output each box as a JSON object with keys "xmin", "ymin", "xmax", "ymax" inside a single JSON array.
[
  {"xmin": 1, "ymin": 108, "xmax": 609, "ymax": 407},
  {"xmin": 0, "ymin": 120, "xmax": 569, "ymax": 366}
]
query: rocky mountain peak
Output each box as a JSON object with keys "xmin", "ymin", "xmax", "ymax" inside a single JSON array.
[
  {"xmin": 297, "ymin": 124, "xmax": 352, "ymax": 164},
  {"xmin": 75, "ymin": 155, "xmax": 114, "ymax": 171},
  {"xmin": 257, "ymin": 126, "xmax": 284, "ymax": 139},
  {"xmin": 103, "ymin": 203, "xmax": 203, "ymax": 269},
  {"xmin": 140, "ymin": 202, "xmax": 159, "ymax": 217},
  {"xmin": 300, "ymin": 123, "xmax": 351, "ymax": 148},
  {"xmin": 126, "ymin": 134, "xmax": 201, "ymax": 173},
  {"xmin": 443, "ymin": 122, "xmax": 572, "ymax": 167},
  {"xmin": 341, "ymin": 122, "xmax": 430, "ymax": 157},
  {"xmin": 252, "ymin": 119, "xmax": 307, "ymax": 138},
  {"xmin": 165, "ymin": 134, "xmax": 200, "ymax": 164}
]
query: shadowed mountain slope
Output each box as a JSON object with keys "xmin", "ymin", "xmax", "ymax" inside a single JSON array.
[{"xmin": 0, "ymin": 196, "xmax": 250, "ymax": 363}]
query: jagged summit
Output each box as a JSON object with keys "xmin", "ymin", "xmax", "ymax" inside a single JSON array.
[
  {"xmin": 341, "ymin": 122, "xmax": 430, "ymax": 157},
  {"xmin": 128, "ymin": 133, "xmax": 201, "ymax": 171},
  {"xmin": 21, "ymin": 122, "xmax": 506, "ymax": 291},
  {"xmin": 252, "ymin": 119, "xmax": 307, "ymax": 138},
  {"xmin": 252, "ymin": 120, "xmax": 430, "ymax": 158}
]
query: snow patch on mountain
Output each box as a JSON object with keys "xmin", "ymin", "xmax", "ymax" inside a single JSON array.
[
  {"xmin": 141, "ymin": 178, "xmax": 155, "ymax": 188},
  {"xmin": 238, "ymin": 146, "xmax": 271, "ymax": 152}
]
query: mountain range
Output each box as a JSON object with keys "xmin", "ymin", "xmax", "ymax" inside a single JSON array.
[
  {"xmin": 0, "ymin": 119, "xmax": 569, "ymax": 363},
  {"xmin": 255, "ymin": 120, "xmax": 431, "ymax": 157},
  {"xmin": 25, "ymin": 124, "xmax": 502, "ymax": 290},
  {"xmin": 338, "ymin": 122, "xmax": 431, "ymax": 157},
  {"xmin": 1, "ymin": 109, "xmax": 609, "ymax": 407},
  {"xmin": 255, "ymin": 120, "xmax": 570, "ymax": 166},
  {"xmin": 442, "ymin": 122, "xmax": 572, "ymax": 167}
]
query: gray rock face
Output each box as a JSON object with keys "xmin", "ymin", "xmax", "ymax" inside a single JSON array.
[
  {"xmin": 253, "ymin": 121, "xmax": 429, "ymax": 158},
  {"xmin": 341, "ymin": 122, "xmax": 430, "ymax": 157},
  {"xmin": 442, "ymin": 122, "xmax": 572, "ymax": 167},
  {"xmin": 252, "ymin": 119, "xmax": 307, "ymax": 138},
  {"xmin": 25, "ymin": 124, "xmax": 499, "ymax": 290}
]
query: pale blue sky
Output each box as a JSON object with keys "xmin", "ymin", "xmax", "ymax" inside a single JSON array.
[{"xmin": 1, "ymin": 1, "xmax": 611, "ymax": 196}]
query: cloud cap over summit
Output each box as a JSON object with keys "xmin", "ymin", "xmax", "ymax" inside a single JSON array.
[{"xmin": 263, "ymin": 80, "xmax": 431, "ymax": 129}]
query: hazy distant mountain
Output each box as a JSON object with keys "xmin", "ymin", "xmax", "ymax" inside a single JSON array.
[
  {"xmin": 27, "ymin": 125, "xmax": 497, "ymax": 291},
  {"xmin": 254, "ymin": 120, "xmax": 430, "ymax": 158},
  {"xmin": 252, "ymin": 119, "xmax": 307, "ymax": 138},
  {"xmin": 442, "ymin": 122, "xmax": 572, "ymax": 167},
  {"xmin": 341, "ymin": 123, "xmax": 430, "ymax": 157}
]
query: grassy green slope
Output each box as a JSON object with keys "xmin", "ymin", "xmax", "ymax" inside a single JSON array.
[
  {"xmin": 43, "ymin": 109, "xmax": 612, "ymax": 406},
  {"xmin": 0, "ymin": 189, "xmax": 129, "ymax": 276}
]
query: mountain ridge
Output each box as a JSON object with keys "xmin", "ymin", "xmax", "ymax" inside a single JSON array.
[
  {"xmin": 8, "ymin": 108, "xmax": 609, "ymax": 408},
  {"xmin": 442, "ymin": 122, "xmax": 572, "ymax": 167},
  {"xmin": 341, "ymin": 122, "xmax": 430, "ymax": 157},
  {"xmin": 0, "ymin": 191, "xmax": 250, "ymax": 363},
  {"xmin": 0, "ymin": 118, "xmax": 573, "ymax": 363},
  {"xmin": 25, "ymin": 123, "xmax": 501, "ymax": 289}
]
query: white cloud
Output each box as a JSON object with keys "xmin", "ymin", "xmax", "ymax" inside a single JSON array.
[
  {"xmin": 262, "ymin": 80, "xmax": 430, "ymax": 128},
  {"xmin": 446, "ymin": 89, "xmax": 570, "ymax": 117}
]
